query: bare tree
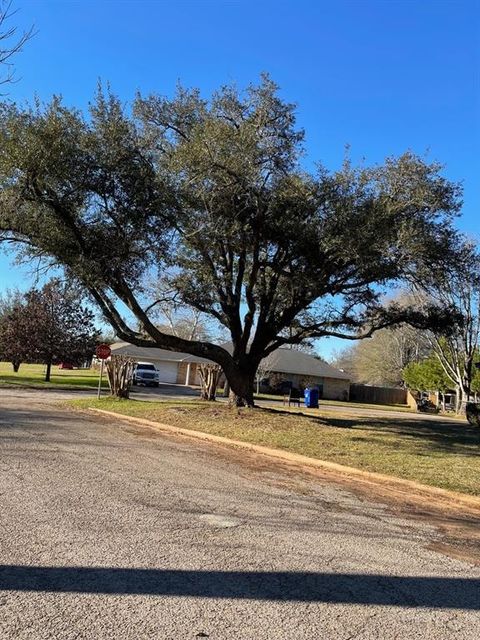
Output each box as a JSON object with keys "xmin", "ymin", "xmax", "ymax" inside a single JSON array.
[
  {"xmin": 255, "ymin": 361, "xmax": 272, "ymax": 394},
  {"xmin": 106, "ymin": 355, "xmax": 135, "ymax": 398},
  {"xmin": 145, "ymin": 276, "xmax": 218, "ymax": 342},
  {"xmin": 0, "ymin": 1, "xmax": 34, "ymax": 86},
  {"xmin": 156, "ymin": 309, "xmax": 211, "ymax": 342},
  {"xmin": 414, "ymin": 257, "xmax": 480, "ymax": 412},
  {"xmin": 332, "ymin": 324, "xmax": 428, "ymax": 387},
  {"xmin": 198, "ymin": 363, "xmax": 222, "ymax": 401}
]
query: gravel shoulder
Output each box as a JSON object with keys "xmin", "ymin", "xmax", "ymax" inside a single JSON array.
[{"xmin": 1, "ymin": 388, "xmax": 479, "ymax": 639}]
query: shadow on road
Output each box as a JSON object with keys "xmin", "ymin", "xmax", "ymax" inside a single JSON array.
[{"xmin": 0, "ymin": 566, "xmax": 478, "ymax": 609}]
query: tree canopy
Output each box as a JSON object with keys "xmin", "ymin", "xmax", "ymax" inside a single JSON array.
[
  {"xmin": 0, "ymin": 279, "xmax": 99, "ymax": 380},
  {"xmin": 403, "ymin": 356, "xmax": 452, "ymax": 395},
  {"xmin": 0, "ymin": 286, "xmax": 24, "ymax": 370},
  {"xmin": 0, "ymin": 77, "xmax": 468, "ymax": 404}
]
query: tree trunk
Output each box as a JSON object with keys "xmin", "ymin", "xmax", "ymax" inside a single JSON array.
[
  {"xmin": 198, "ymin": 364, "xmax": 221, "ymax": 401},
  {"xmin": 455, "ymin": 386, "xmax": 464, "ymax": 415},
  {"xmin": 12, "ymin": 361, "xmax": 20, "ymax": 372},
  {"xmin": 45, "ymin": 360, "xmax": 52, "ymax": 382},
  {"xmin": 463, "ymin": 357, "xmax": 473, "ymax": 403},
  {"xmin": 106, "ymin": 355, "xmax": 134, "ymax": 398},
  {"xmin": 227, "ymin": 368, "xmax": 257, "ymax": 407}
]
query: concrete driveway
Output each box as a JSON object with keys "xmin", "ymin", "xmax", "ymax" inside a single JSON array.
[{"xmin": 0, "ymin": 389, "xmax": 479, "ymax": 639}]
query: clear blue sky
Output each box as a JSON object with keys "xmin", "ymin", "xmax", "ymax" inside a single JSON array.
[{"xmin": 0, "ymin": 0, "xmax": 478, "ymax": 356}]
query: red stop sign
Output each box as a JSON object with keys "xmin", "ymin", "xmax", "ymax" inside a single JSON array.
[{"xmin": 95, "ymin": 344, "xmax": 111, "ymax": 360}]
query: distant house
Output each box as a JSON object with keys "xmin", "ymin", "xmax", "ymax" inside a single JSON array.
[
  {"xmin": 258, "ymin": 347, "xmax": 350, "ymax": 400},
  {"xmin": 110, "ymin": 342, "xmax": 209, "ymax": 385},
  {"xmin": 110, "ymin": 342, "xmax": 350, "ymax": 400}
]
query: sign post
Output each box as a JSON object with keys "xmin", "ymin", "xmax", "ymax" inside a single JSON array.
[{"xmin": 95, "ymin": 344, "xmax": 112, "ymax": 399}]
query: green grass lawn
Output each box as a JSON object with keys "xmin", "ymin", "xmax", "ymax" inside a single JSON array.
[
  {"xmin": 70, "ymin": 397, "xmax": 480, "ymax": 496},
  {"xmin": 0, "ymin": 361, "xmax": 108, "ymax": 389}
]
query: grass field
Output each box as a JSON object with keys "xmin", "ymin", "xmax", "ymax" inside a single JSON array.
[
  {"xmin": 0, "ymin": 362, "xmax": 108, "ymax": 389},
  {"xmin": 70, "ymin": 398, "xmax": 480, "ymax": 496}
]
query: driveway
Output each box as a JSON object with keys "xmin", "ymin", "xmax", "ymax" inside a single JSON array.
[{"xmin": 0, "ymin": 389, "xmax": 479, "ymax": 639}]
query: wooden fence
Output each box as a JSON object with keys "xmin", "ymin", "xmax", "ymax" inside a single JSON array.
[{"xmin": 349, "ymin": 384, "xmax": 408, "ymax": 406}]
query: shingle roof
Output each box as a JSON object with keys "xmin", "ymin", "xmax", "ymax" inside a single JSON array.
[
  {"xmin": 110, "ymin": 342, "xmax": 212, "ymax": 364},
  {"xmin": 260, "ymin": 347, "xmax": 350, "ymax": 380},
  {"xmin": 110, "ymin": 341, "xmax": 349, "ymax": 381},
  {"xmin": 216, "ymin": 342, "xmax": 349, "ymax": 380}
]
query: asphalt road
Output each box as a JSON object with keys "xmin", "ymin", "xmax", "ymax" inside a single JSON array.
[{"xmin": 0, "ymin": 389, "xmax": 479, "ymax": 639}]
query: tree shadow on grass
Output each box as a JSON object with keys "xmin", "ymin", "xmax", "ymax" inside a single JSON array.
[
  {"xmin": 262, "ymin": 407, "xmax": 480, "ymax": 456},
  {"xmin": 0, "ymin": 566, "xmax": 479, "ymax": 609}
]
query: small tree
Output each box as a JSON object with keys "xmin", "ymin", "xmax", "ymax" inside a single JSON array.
[
  {"xmin": 0, "ymin": 287, "xmax": 27, "ymax": 370},
  {"xmin": 198, "ymin": 363, "xmax": 222, "ymax": 401},
  {"xmin": 412, "ymin": 254, "xmax": 480, "ymax": 412},
  {"xmin": 471, "ymin": 360, "xmax": 480, "ymax": 400},
  {"xmin": 403, "ymin": 356, "xmax": 451, "ymax": 409},
  {"xmin": 0, "ymin": 280, "xmax": 99, "ymax": 381},
  {"xmin": 268, "ymin": 372, "xmax": 289, "ymax": 392},
  {"xmin": 255, "ymin": 361, "xmax": 272, "ymax": 394},
  {"xmin": 105, "ymin": 355, "xmax": 134, "ymax": 398}
]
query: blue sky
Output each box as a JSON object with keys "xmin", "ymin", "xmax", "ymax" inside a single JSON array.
[{"xmin": 0, "ymin": 0, "xmax": 478, "ymax": 357}]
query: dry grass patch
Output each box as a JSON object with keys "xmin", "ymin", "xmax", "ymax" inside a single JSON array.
[{"xmin": 70, "ymin": 398, "xmax": 480, "ymax": 496}]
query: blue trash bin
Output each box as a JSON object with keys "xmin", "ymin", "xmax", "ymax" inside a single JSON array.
[{"xmin": 304, "ymin": 387, "xmax": 319, "ymax": 409}]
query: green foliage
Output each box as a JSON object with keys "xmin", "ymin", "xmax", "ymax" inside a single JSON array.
[
  {"xmin": 471, "ymin": 359, "xmax": 480, "ymax": 394},
  {"xmin": 421, "ymin": 277, "xmax": 480, "ymax": 405},
  {"xmin": 0, "ymin": 279, "xmax": 99, "ymax": 377},
  {"xmin": 403, "ymin": 356, "xmax": 451, "ymax": 392},
  {"xmin": 0, "ymin": 77, "xmax": 469, "ymax": 403}
]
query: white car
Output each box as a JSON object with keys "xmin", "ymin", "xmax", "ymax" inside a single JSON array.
[{"xmin": 132, "ymin": 362, "xmax": 160, "ymax": 387}]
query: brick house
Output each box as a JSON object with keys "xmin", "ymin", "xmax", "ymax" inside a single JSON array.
[
  {"xmin": 110, "ymin": 342, "xmax": 350, "ymax": 400},
  {"xmin": 257, "ymin": 347, "xmax": 350, "ymax": 400}
]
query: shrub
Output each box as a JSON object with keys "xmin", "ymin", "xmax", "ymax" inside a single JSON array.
[{"xmin": 466, "ymin": 403, "xmax": 480, "ymax": 427}]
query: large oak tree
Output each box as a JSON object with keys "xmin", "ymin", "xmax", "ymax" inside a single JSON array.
[{"xmin": 0, "ymin": 78, "xmax": 467, "ymax": 405}]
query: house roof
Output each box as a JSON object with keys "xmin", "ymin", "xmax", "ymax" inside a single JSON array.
[
  {"xmin": 110, "ymin": 341, "xmax": 349, "ymax": 381},
  {"xmin": 214, "ymin": 342, "xmax": 349, "ymax": 380},
  {"xmin": 259, "ymin": 347, "xmax": 350, "ymax": 380},
  {"xmin": 110, "ymin": 342, "xmax": 212, "ymax": 364}
]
